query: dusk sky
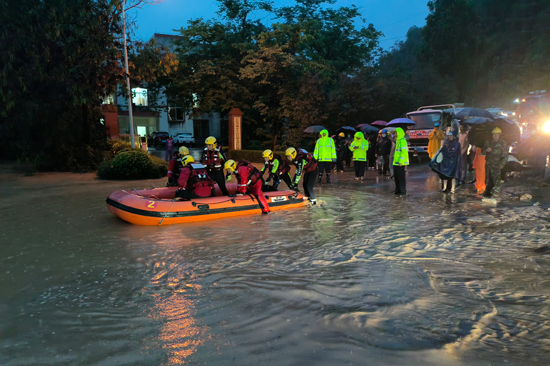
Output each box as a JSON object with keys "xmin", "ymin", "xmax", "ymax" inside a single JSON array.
[{"xmin": 129, "ymin": 0, "xmax": 430, "ymax": 49}]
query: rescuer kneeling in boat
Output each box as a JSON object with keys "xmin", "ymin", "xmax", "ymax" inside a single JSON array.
[
  {"xmin": 201, "ymin": 136, "xmax": 229, "ymax": 196},
  {"xmin": 261, "ymin": 149, "xmax": 292, "ymax": 190},
  {"xmin": 285, "ymin": 147, "xmax": 318, "ymax": 205},
  {"xmin": 167, "ymin": 146, "xmax": 189, "ymax": 187},
  {"xmin": 175, "ymin": 156, "xmax": 215, "ymax": 200},
  {"xmin": 224, "ymin": 160, "xmax": 270, "ymax": 215}
]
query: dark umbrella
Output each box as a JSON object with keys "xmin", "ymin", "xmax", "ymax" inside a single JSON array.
[
  {"xmin": 303, "ymin": 125, "xmax": 326, "ymax": 134},
  {"xmin": 387, "ymin": 118, "xmax": 415, "ymax": 128},
  {"xmin": 336, "ymin": 126, "xmax": 357, "ymax": 134},
  {"xmin": 371, "ymin": 120, "xmax": 388, "ymax": 127},
  {"xmin": 356, "ymin": 124, "xmax": 380, "ymax": 134},
  {"xmin": 455, "ymin": 108, "xmax": 494, "ymax": 120},
  {"xmin": 466, "ymin": 117, "xmax": 520, "ymax": 147}
]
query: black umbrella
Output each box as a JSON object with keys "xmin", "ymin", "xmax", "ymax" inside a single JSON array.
[
  {"xmin": 387, "ymin": 118, "xmax": 415, "ymax": 129},
  {"xmin": 467, "ymin": 117, "xmax": 520, "ymax": 147},
  {"xmin": 356, "ymin": 124, "xmax": 379, "ymax": 134},
  {"xmin": 455, "ymin": 108, "xmax": 494, "ymax": 120},
  {"xmin": 336, "ymin": 126, "xmax": 357, "ymax": 134},
  {"xmin": 303, "ymin": 125, "xmax": 326, "ymax": 134}
]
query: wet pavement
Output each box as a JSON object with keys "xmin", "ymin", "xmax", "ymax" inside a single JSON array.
[{"xmin": 1, "ymin": 163, "xmax": 550, "ymax": 365}]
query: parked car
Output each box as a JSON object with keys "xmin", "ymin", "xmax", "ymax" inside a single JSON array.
[
  {"xmin": 174, "ymin": 132, "xmax": 195, "ymax": 147},
  {"xmin": 149, "ymin": 131, "xmax": 169, "ymax": 147}
]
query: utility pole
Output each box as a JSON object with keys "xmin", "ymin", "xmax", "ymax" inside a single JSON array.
[{"xmin": 122, "ymin": 0, "xmax": 135, "ymax": 148}]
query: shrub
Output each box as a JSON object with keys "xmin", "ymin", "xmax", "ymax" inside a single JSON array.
[
  {"xmin": 229, "ymin": 150, "xmax": 286, "ymax": 163},
  {"xmin": 97, "ymin": 150, "xmax": 167, "ymax": 180},
  {"xmin": 105, "ymin": 139, "xmax": 132, "ymax": 158}
]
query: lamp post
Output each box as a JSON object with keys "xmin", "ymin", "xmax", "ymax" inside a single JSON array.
[{"xmin": 122, "ymin": 0, "xmax": 135, "ymax": 148}]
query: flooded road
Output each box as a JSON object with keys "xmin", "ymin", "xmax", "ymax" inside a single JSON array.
[{"xmin": 1, "ymin": 165, "xmax": 550, "ymax": 365}]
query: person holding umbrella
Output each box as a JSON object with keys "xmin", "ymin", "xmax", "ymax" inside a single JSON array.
[
  {"xmin": 428, "ymin": 123, "xmax": 445, "ymax": 159},
  {"xmin": 336, "ymin": 132, "xmax": 346, "ymax": 172},
  {"xmin": 483, "ymin": 127, "xmax": 508, "ymax": 198},
  {"xmin": 313, "ymin": 129, "xmax": 336, "ymax": 183},
  {"xmin": 367, "ymin": 132, "xmax": 377, "ymax": 170},
  {"xmin": 349, "ymin": 132, "xmax": 369, "ymax": 180},
  {"xmin": 376, "ymin": 129, "xmax": 391, "ymax": 176},
  {"xmin": 430, "ymin": 131, "xmax": 461, "ymax": 193},
  {"xmin": 344, "ymin": 134, "xmax": 353, "ymax": 168}
]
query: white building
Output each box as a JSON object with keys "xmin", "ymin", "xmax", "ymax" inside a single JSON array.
[{"xmin": 113, "ymin": 33, "xmax": 226, "ymax": 145}]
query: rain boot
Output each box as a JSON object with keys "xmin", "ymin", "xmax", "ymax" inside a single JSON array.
[
  {"xmin": 326, "ymin": 174, "xmax": 331, "ymax": 184},
  {"xmin": 317, "ymin": 174, "xmax": 322, "ymax": 184}
]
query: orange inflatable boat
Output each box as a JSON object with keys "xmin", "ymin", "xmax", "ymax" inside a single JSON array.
[{"xmin": 106, "ymin": 183, "xmax": 309, "ymax": 225}]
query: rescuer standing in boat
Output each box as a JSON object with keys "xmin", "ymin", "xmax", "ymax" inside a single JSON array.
[
  {"xmin": 201, "ymin": 136, "xmax": 229, "ymax": 196},
  {"xmin": 175, "ymin": 156, "xmax": 215, "ymax": 199},
  {"xmin": 225, "ymin": 160, "xmax": 270, "ymax": 214},
  {"xmin": 313, "ymin": 129, "xmax": 336, "ymax": 184},
  {"xmin": 167, "ymin": 146, "xmax": 189, "ymax": 187},
  {"xmin": 285, "ymin": 147, "xmax": 318, "ymax": 205},
  {"xmin": 261, "ymin": 149, "xmax": 292, "ymax": 190}
]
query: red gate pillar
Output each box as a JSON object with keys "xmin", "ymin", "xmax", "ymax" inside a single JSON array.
[{"xmin": 228, "ymin": 108, "xmax": 243, "ymax": 152}]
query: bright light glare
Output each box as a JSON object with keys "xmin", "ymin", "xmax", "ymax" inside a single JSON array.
[{"xmin": 543, "ymin": 121, "xmax": 550, "ymax": 134}]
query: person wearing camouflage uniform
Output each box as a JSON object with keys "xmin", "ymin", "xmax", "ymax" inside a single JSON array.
[{"xmin": 483, "ymin": 127, "xmax": 508, "ymax": 198}]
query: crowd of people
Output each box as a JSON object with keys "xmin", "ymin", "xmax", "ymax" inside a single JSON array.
[{"xmin": 164, "ymin": 122, "xmax": 510, "ymax": 216}]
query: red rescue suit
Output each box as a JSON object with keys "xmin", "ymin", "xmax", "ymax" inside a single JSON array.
[
  {"xmin": 201, "ymin": 148, "xmax": 227, "ymax": 170},
  {"xmin": 236, "ymin": 161, "xmax": 270, "ymax": 213},
  {"xmin": 177, "ymin": 163, "xmax": 215, "ymax": 198},
  {"xmin": 167, "ymin": 154, "xmax": 182, "ymax": 185}
]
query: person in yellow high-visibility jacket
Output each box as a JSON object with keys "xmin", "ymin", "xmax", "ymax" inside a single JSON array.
[
  {"xmin": 428, "ymin": 123, "xmax": 445, "ymax": 159},
  {"xmin": 349, "ymin": 131, "xmax": 369, "ymax": 180},
  {"xmin": 393, "ymin": 128, "xmax": 409, "ymax": 195},
  {"xmin": 313, "ymin": 129, "xmax": 336, "ymax": 183}
]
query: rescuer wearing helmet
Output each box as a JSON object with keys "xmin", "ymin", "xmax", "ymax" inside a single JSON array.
[
  {"xmin": 175, "ymin": 156, "xmax": 215, "ymax": 199},
  {"xmin": 313, "ymin": 129, "xmax": 336, "ymax": 183},
  {"xmin": 200, "ymin": 136, "xmax": 229, "ymax": 196},
  {"xmin": 261, "ymin": 149, "xmax": 292, "ymax": 190},
  {"xmin": 285, "ymin": 147, "xmax": 318, "ymax": 205},
  {"xmin": 225, "ymin": 159, "xmax": 270, "ymax": 214},
  {"xmin": 167, "ymin": 146, "xmax": 190, "ymax": 187},
  {"xmin": 336, "ymin": 132, "xmax": 346, "ymax": 172},
  {"xmin": 483, "ymin": 127, "xmax": 508, "ymax": 198}
]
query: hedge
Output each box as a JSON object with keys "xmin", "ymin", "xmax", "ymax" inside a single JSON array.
[
  {"xmin": 229, "ymin": 150, "xmax": 286, "ymax": 163},
  {"xmin": 97, "ymin": 149, "xmax": 168, "ymax": 180}
]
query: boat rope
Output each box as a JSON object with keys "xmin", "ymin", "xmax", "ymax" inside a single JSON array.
[{"xmin": 159, "ymin": 200, "xmax": 175, "ymax": 225}]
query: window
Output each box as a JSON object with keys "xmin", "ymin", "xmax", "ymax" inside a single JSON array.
[
  {"xmin": 132, "ymin": 88, "xmax": 148, "ymax": 106},
  {"xmin": 102, "ymin": 94, "xmax": 114, "ymax": 104},
  {"xmin": 407, "ymin": 113, "xmax": 442, "ymax": 129},
  {"xmin": 194, "ymin": 119, "xmax": 210, "ymax": 137},
  {"xmin": 168, "ymin": 103, "xmax": 184, "ymax": 121}
]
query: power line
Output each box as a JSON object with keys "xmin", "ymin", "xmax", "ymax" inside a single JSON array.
[
  {"xmin": 379, "ymin": 35, "xmax": 407, "ymax": 42},
  {"xmin": 379, "ymin": 12, "xmax": 429, "ymax": 28}
]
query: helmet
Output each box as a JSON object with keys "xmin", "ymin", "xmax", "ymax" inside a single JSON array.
[
  {"xmin": 205, "ymin": 136, "xmax": 216, "ymax": 145},
  {"xmin": 446, "ymin": 131, "xmax": 454, "ymax": 136},
  {"xmin": 434, "ymin": 123, "xmax": 440, "ymax": 127},
  {"xmin": 339, "ymin": 132, "xmax": 345, "ymax": 137},
  {"xmin": 262, "ymin": 149, "xmax": 273, "ymax": 160},
  {"xmin": 492, "ymin": 127, "xmax": 502, "ymax": 134},
  {"xmin": 179, "ymin": 146, "xmax": 189, "ymax": 156},
  {"xmin": 224, "ymin": 159, "xmax": 237, "ymax": 172},
  {"xmin": 285, "ymin": 147, "xmax": 297, "ymax": 160},
  {"xmin": 382, "ymin": 129, "xmax": 387, "ymax": 133},
  {"xmin": 181, "ymin": 155, "xmax": 194, "ymax": 166}
]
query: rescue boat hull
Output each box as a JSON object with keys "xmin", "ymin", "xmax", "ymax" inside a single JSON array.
[{"xmin": 106, "ymin": 184, "xmax": 308, "ymax": 225}]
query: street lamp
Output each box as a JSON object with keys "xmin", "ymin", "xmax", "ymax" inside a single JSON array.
[{"xmin": 122, "ymin": 0, "xmax": 135, "ymax": 148}]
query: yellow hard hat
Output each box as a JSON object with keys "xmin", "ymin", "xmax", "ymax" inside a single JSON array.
[
  {"xmin": 262, "ymin": 149, "xmax": 273, "ymax": 160},
  {"xmin": 285, "ymin": 147, "xmax": 297, "ymax": 160},
  {"xmin": 205, "ymin": 136, "xmax": 216, "ymax": 145},
  {"xmin": 179, "ymin": 146, "xmax": 189, "ymax": 156},
  {"xmin": 181, "ymin": 155, "xmax": 194, "ymax": 166},
  {"xmin": 339, "ymin": 132, "xmax": 345, "ymax": 137},
  {"xmin": 224, "ymin": 159, "xmax": 237, "ymax": 172},
  {"xmin": 492, "ymin": 127, "xmax": 502, "ymax": 134}
]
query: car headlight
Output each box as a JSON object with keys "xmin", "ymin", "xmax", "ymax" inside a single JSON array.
[{"xmin": 543, "ymin": 121, "xmax": 550, "ymax": 134}]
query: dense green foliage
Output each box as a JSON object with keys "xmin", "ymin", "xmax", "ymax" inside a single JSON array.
[
  {"xmin": 98, "ymin": 149, "xmax": 167, "ymax": 179},
  {"xmin": 0, "ymin": 0, "xmax": 124, "ymax": 171}
]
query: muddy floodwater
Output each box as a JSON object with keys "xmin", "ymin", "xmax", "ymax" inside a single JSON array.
[{"xmin": 1, "ymin": 164, "xmax": 550, "ymax": 366}]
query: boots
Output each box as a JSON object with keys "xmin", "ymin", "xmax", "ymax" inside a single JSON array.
[
  {"xmin": 317, "ymin": 174, "xmax": 322, "ymax": 184},
  {"xmin": 326, "ymin": 174, "xmax": 331, "ymax": 184}
]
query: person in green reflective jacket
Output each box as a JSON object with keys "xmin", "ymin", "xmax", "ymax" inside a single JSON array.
[
  {"xmin": 313, "ymin": 129, "xmax": 336, "ymax": 184},
  {"xmin": 349, "ymin": 131, "xmax": 369, "ymax": 180},
  {"xmin": 392, "ymin": 127, "xmax": 409, "ymax": 195}
]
